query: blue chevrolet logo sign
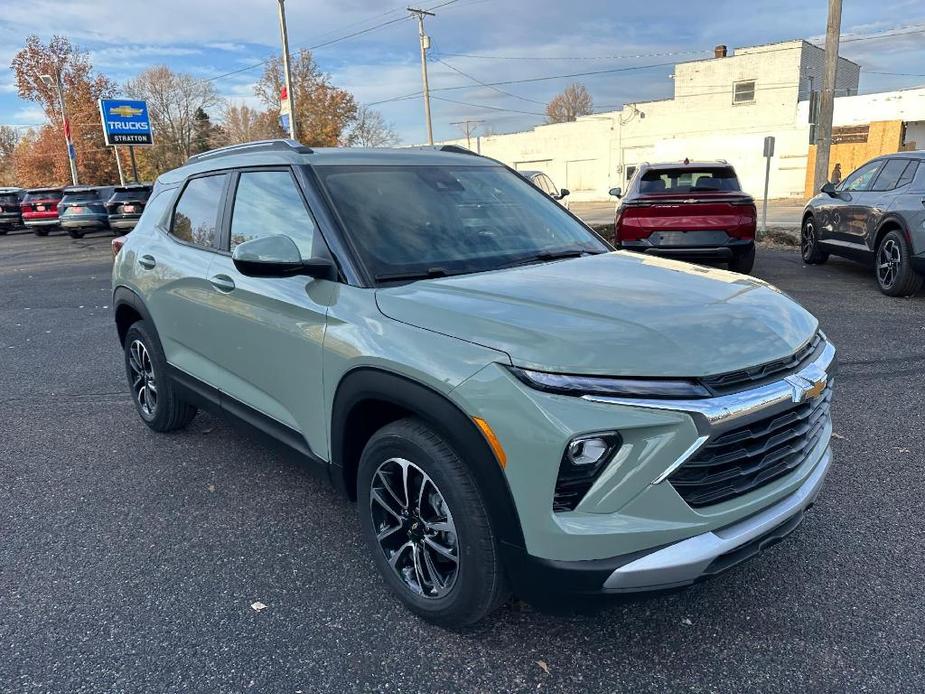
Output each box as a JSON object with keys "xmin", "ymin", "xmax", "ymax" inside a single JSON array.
[{"xmin": 98, "ymin": 98, "xmax": 153, "ymax": 146}]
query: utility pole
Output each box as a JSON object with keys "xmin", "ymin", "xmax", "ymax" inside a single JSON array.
[
  {"xmin": 113, "ymin": 147, "xmax": 125, "ymax": 186},
  {"xmin": 409, "ymin": 7, "xmax": 435, "ymax": 145},
  {"xmin": 277, "ymin": 0, "xmax": 297, "ymax": 140},
  {"xmin": 450, "ymin": 119, "xmax": 484, "ymax": 150},
  {"xmin": 812, "ymin": 0, "xmax": 843, "ymax": 194},
  {"xmin": 41, "ymin": 70, "xmax": 78, "ymax": 185}
]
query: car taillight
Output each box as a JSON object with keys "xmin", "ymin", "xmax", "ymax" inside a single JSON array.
[{"xmin": 112, "ymin": 237, "xmax": 126, "ymax": 258}]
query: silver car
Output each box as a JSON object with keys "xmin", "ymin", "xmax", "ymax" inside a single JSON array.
[{"xmin": 801, "ymin": 152, "xmax": 925, "ymax": 296}]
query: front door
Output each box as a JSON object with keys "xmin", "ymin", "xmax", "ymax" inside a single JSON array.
[{"xmin": 203, "ymin": 168, "xmax": 330, "ymax": 455}]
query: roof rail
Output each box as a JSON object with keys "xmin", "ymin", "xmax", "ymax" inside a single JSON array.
[
  {"xmin": 439, "ymin": 144, "xmax": 480, "ymax": 156},
  {"xmin": 186, "ymin": 139, "xmax": 314, "ymax": 165}
]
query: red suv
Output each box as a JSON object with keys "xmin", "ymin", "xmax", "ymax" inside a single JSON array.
[
  {"xmin": 20, "ymin": 187, "xmax": 64, "ymax": 236},
  {"xmin": 610, "ymin": 161, "xmax": 757, "ymax": 273}
]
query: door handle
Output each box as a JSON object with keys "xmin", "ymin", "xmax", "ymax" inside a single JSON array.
[
  {"xmin": 209, "ymin": 274, "xmax": 236, "ymax": 292},
  {"xmin": 138, "ymin": 254, "xmax": 156, "ymax": 270}
]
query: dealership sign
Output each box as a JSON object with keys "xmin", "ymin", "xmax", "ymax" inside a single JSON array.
[{"xmin": 98, "ymin": 99, "xmax": 153, "ymax": 146}]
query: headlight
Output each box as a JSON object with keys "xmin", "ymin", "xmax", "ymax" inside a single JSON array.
[{"xmin": 509, "ymin": 366, "xmax": 711, "ymax": 399}]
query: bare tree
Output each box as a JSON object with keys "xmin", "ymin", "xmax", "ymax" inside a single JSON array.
[
  {"xmin": 125, "ymin": 65, "xmax": 221, "ymax": 171},
  {"xmin": 0, "ymin": 126, "xmax": 20, "ymax": 186},
  {"xmin": 545, "ymin": 83, "xmax": 594, "ymax": 123},
  {"xmin": 347, "ymin": 106, "xmax": 400, "ymax": 147},
  {"xmin": 218, "ymin": 102, "xmax": 282, "ymax": 146}
]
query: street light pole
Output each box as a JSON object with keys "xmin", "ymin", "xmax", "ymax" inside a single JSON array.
[
  {"xmin": 277, "ymin": 0, "xmax": 297, "ymax": 141},
  {"xmin": 409, "ymin": 7, "xmax": 435, "ymax": 145},
  {"xmin": 43, "ymin": 71, "xmax": 78, "ymax": 185}
]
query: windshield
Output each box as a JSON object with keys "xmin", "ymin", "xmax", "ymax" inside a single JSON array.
[
  {"xmin": 316, "ymin": 164, "xmax": 607, "ymax": 282},
  {"xmin": 640, "ymin": 167, "xmax": 740, "ymax": 193}
]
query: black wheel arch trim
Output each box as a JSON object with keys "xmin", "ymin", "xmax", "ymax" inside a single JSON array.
[
  {"xmin": 330, "ymin": 366, "xmax": 527, "ymax": 552},
  {"xmin": 874, "ymin": 214, "xmax": 911, "ymax": 249},
  {"xmin": 113, "ymin": 285, "xmax": 160, "ymax": 347}
]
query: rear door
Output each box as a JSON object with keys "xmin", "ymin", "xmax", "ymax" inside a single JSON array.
[
  {"xmin": 142, "ymin": 173, "xmax": 230, "ymax": 384},
  {"xmin": 203, "ymin": 167, "xmax": 329, "ymax": 450},
  {"xmin": 862, "ymin": 159, "xmax": 917, "ymax": 247}
]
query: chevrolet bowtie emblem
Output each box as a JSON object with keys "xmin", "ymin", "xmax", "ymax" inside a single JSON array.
[
  {"xmin": 109, "ymin": 105, "xmax": 144, "ymax": 118},
  {"xmin": 785, "ymin": 366, "xmax": 827, "ymax": 404}
]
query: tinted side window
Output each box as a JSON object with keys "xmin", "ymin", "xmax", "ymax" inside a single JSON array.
[
  {"xmin": 896, "ymin": 161, "xmax": 918, "ymax": 189},
  {"xmin": 839, "ymin": 161, "xmax": 882, "ymax": 192},
  {"xmin": 869, "ymin": 159, "xmax": 909, "ymax": 191},
  {"xmin": 171, "ymin": 174, "xmax": 227, "ymax": 249},
  {"xmin": 229, "ymin": 170, "xmax": 316, "ymax": 257}
]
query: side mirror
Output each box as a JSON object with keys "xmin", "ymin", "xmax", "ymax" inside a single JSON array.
[
  {"xmin": 232, "ymin": 235, "xmax": 337, "ymax": 280},
  {"xmin": 820, "ymin": 182, "xmax": 837, "ymax": 197},
  {"xmin": 609, "ymin": 187, "xmax": 622, "ymax": 198},
  {"xmin": 558, "ymin": 188, "xmax": 570, "ymax": 199}
]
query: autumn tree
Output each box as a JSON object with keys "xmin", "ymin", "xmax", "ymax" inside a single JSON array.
[
  {"xmin": 0, "ymin": 126, "xmax": 20, "ymax": 186},
  {"xmin": 125, "ymin": 65, "xmax": 221, "ymax": 171},
  {"xmin": 545, "ymin": 83, "xmax": 594, "ymax": 124},
  {"xmin": 255, "ymin": 49, "xmax": 357, "ymax": 146},
  {"xmin": 11, "ymin": 35, "xmax": 119, "ymax": 185},
  {"xmin": 347, "ymin": 106, "xmax": 400, "ymax": 147},
  {"xmin": 217, "ymin": 102, "xmax": 283, "ymax": 146}
]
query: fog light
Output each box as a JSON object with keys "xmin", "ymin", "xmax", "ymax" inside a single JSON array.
[{"xmin": 566, "ymin": 436, "xmax": 611, "ymax": 465}]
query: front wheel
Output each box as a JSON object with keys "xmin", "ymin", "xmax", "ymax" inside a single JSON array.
[
  {"xmin": 357, "ymin": 418, "xmax": 509, "ymax": 628},
  {"xmin": 876, "ymin": 230, "xmax": 923, "ymax": 297},
  {"xmin": 801, "ymin": 215, "xmax": 828, "ymax": 264}
]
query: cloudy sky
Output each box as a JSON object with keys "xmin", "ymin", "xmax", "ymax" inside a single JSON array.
[{"xmin": 2, "ymin": 0, "xmax": 924, "ymax": 144}]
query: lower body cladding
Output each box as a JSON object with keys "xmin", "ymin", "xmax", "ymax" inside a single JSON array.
[{"xmin": 452, "ymin": 340, "xmax": 836, "ymax": 598}]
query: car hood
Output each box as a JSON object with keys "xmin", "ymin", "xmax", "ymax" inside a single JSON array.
[{"xmin": 375, "ymin": 252, "xmax": 818, "ymax": 377}]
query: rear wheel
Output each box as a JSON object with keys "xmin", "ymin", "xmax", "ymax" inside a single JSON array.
[
  {"xmin": 33, "ymin": 228, "xmax": 49, "ymax": 237},
  {"xmin": 67, "ymin": 230, "xmax": 85, "ymax": 239},
  {"xmin": 123, "ymin": 321, "xmax": 197, "ymax": 432},
  {"xmin": 876, "ymin": 229, "xmax": 923, "ymax": 297},
  {"xmin": 357, "ymin": 418, "xmax": 508, "ymax": 628},
  {"xmin": 801, "ymin": 215, "xmax": 828, "ymax": 264},
  {"xmin": 728, "ymin": 244, "xmax": 756, "ymax": 274}
]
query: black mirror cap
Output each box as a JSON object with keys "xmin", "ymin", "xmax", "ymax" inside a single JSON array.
[
  {"xmin": 609, "ymin": 187, "xmax": 623, "ymax": 198},
  {"xmin": 820, "ymin": 181, "xmax": 837, "ymax": 196},
  {"xmin": 559, "ymin": 188, "xmax": 570, "ymax": 198}
]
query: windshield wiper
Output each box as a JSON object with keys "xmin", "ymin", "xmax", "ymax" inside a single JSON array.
[
  {"xmin": 374, "ymin": 267, "xmax": 450, "ymax": 283},
  {"xmin": 505, "ymin": 249, "xmax": 602, "ymax": 268}
]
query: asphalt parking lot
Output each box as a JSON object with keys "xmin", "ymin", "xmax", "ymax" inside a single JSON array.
[{"xmin": 1, "ymin": 227, "xmax": 924, "ymax": 693}]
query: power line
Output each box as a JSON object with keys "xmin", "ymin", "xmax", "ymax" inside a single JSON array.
[
  {"xmin": 432, "ymin": 57, "xmax": 547, "ymax": 104},
  {"xmin": 431, "ymin": 95, "xmax": 545, "ymax": 116}
]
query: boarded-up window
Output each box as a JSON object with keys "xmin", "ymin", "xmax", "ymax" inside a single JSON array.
[
  {"xmin": 832, "ymin": 125, "xmax": 869, "ymax": 144},
  {"xmin": 733, "ymin": 80, "xmax": 756, "ymax": 104}
]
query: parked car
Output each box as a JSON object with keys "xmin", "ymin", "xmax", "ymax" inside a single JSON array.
[
  {"xmin": 610, "ymin": 160, "xmax": 757, "ymax": 273},
  {"xmin": 113, "ymin": 140, "xmax": 834, "ymax": 627},
  {"xmin": 20, "ymin": 187, "xmax": 64, "ymax": 235},
  {"xmin": 802, "ymin": 152, "xmax": 925, "ymax": 296},
  {"xmin": 518, "ymin": 169, "xmax": 570, "ymax": 207},
  {"xmin": 106, "ymin": 184, "xmax": 152, "ymax": 234},
  {"xmin": 59, "ymin": 186, "xmax": 114, "ymax": 238},
  {"xmin": 0, "ymin": 187, "xmax": 24, "ymax": 233}
]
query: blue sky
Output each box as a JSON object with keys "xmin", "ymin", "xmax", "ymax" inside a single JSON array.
[{"xmin": 2, "ymin": 0, "xmax": 925, "ymax": 144}]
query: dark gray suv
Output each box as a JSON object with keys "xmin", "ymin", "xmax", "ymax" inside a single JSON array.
[{"xmin": 801, "ymin": 152, "xmax": 925, "ymax": 296}]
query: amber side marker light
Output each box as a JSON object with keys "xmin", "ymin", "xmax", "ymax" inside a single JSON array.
[{"xmin": 472, "ymin": 417, "xmax": 507, "ymax": 469}]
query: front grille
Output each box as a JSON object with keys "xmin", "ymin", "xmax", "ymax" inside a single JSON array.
[
  {"xmin": 701, "ymin": 333, "xmax": 823, "ymax": 394},
  {"xmin": 669, "ymin": 382, "xmax": 832, "ymax": 508}
]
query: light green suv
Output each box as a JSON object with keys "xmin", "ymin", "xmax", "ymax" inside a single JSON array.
[{"xmin": 112, "ymin": 140, "xmax": 836, "ymax": 627}]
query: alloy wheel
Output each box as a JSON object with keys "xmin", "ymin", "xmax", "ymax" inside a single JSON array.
[
  {"xmin": 801, "ymin": 220, "xmax": 815, "ymax": 260},
  {"xmin": 369, "ymin": 457, "xmax": 459, "ymax": 599},
  {"xmin": 128, "ymin": 339, "xmax": 157, "ymax": 417},
  {"xmin": 878, "ymin": 238, "xmax": 901, "ymax": 289}
]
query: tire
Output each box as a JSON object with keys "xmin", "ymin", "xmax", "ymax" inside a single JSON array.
[
  {"xmin": 123, "ymin": 320, "xmax": 197, "ymax": 432},
  {"xmin": 33, "ymin": 228, "xmax": 49, "ymax": 237},
  {"xmin": 728, "ymin": 244, "xmax": 756, "ymax": 274},
  {"xmin": 357, "ymin": 417, "xmax": 509, "ymax": 628},
  {"xmin": 0, "ymin": 230, "xmax": 7, "ymax": 235},
  {"xmin": 67, "ymin": 230, "xmax": 85, "ymax": 239},
  {"xmin": 876, "ymin": 229, "xmax": 924, "ymax": 297},
  {"xmin": 801, "ymin": 215, "xmax": 829, "ymax": 265}
]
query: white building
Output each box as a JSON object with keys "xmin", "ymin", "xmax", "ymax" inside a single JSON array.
[{"xmin": 444, "ymin": 41, "xmax": 925, "ymax": 201}]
